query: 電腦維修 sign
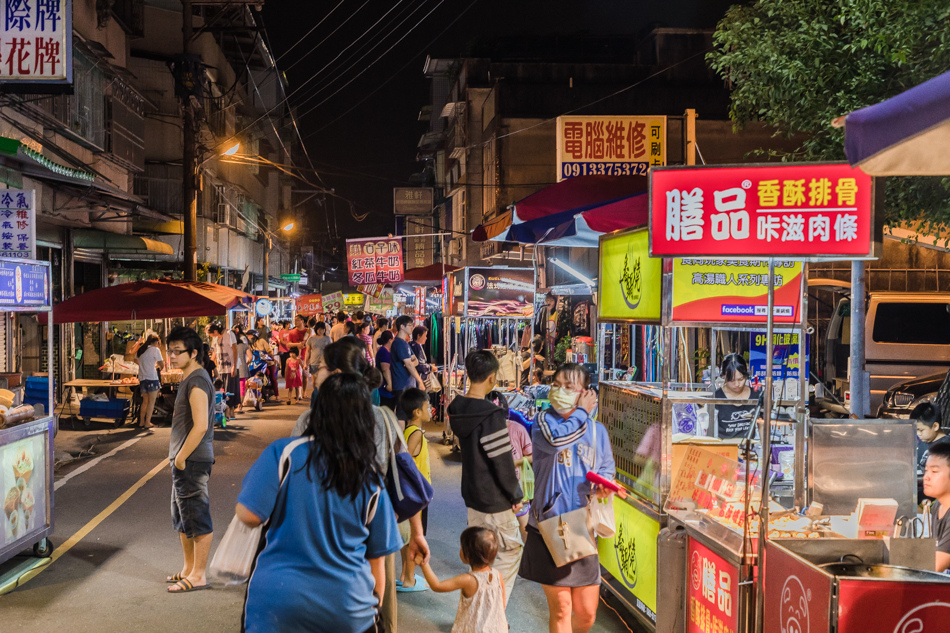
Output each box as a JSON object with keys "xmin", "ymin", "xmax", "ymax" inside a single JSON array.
[{"xmin": 650, "ymin": 163, "xmax": 874, "ymax": 258}]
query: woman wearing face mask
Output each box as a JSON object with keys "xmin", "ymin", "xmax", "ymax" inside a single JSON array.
[{"xmin": 519, "ymin": 363, "xmax": 617, "ymax": 633}]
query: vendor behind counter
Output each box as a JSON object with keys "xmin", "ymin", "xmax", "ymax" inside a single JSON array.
[{"xmin": 714, "ymin": 353, "xmax": 760, "ymax": 439}]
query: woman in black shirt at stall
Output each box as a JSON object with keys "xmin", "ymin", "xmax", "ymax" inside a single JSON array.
[{"xmin": 714, "ymin": 353, "xmax": 759, "ymax": 439}]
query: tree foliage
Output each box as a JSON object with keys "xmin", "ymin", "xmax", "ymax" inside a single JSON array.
[{"xmin": 708, "ymin": 0, "xmax": 950, "ymax": 225}]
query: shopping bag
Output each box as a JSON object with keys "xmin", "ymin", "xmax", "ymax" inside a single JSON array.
[
  {"xmin": 208, "ymin": 515, "xmax": 263, "ymax": 585},
  {"xmin": 589, "ymin": 496, "xmax": 616, "ymax": 538},
  {"xmin": 537, "ymin": 506, "xmax": 598, "ymax": 567},
  {"xmin": 425, "ymin": 372, "xmax": 442, "ymax": 393},
  {"xmin": 520, "ymin": 457, "xmax": 535, "ymax": 501}
]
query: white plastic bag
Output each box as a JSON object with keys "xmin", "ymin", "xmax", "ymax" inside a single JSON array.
[
  {"xmin": 590, "ymin": 496, "xmax": 616, "ymax": 538},
  {"xmin": 209, "ymin": 515, "xmax": 263, "ymax": 585}
]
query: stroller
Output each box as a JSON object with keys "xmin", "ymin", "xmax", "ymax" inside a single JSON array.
[{"xmin": 247, "ymin": 350, "xmax": 274, "ymax": 405}]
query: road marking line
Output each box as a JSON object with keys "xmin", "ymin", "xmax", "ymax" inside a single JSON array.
[
  {"xmin": 13, "ymin": 458, "xmax": 169, "ymax": 587},
  {"xmin": 54, "ymin": 432, "xmax": 149, "ymax": 491}
]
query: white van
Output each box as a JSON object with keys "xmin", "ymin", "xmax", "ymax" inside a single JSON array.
[{"xmin": 824, "ymin": 293, "xmax": 950, "ymax": 412}]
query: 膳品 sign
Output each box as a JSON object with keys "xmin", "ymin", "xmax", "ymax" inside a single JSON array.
[
  {"xmin": 557, "ymin": 116, "xmax": 666, "ymax": 181},
  {"xmin": 650, "ymin": 163, "xmax": 874, "ymax": 258},
  {"xmin": 687, "ymin": 538, "xmax": 739, "ymax": 633}
]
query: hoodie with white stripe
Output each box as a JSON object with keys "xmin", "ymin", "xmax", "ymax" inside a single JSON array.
[{"xmin": 448, "ymin": 395, "xmax": 524, "ymax": 514}]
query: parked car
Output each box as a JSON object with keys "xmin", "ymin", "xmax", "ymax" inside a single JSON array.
[
  {"xmin": 824, "ymin": 293, "xmax": 950, "ymax": 413},
  {"xmin": 877, "ymin": 371, "xmax": 945, "ymax": 418}
]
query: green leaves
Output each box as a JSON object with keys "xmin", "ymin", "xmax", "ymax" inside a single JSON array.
[{"xmin": 708, "ymin": 0, "xmax": 950, "ymax": 225}]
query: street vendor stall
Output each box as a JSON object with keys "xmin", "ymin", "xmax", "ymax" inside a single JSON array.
[
  {"xmin": 593, "ymin": 163, "xmax": 950, "ymax": 633},
  {"xmin": 0, "ymin": 258, "xmax": 55, "ymax": 566}
]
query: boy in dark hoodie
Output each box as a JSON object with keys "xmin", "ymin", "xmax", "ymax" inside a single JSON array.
[{"xmin": 447, "ymin": 350, "xmax": 524, "ymax": 603}]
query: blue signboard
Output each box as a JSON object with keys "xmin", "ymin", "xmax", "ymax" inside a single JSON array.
[
  {"xmin": 749, "ymin": 330, "xmax": 809, "ymax": 387},
  {"xmin": 0, "ymin": 261, "xmax": 49, "ymax": 308}
]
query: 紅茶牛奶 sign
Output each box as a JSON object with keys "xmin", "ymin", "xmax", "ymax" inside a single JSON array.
[
  {"xmin": 650, "ymin": 163, "xmax": 874, "ymax": 258},
  {"xmin": 346, "ymin": 238, "xmax": 404, "ymax": 286},
  {"xmin": 598, "ymin": 227, "xmax": 662, "ymax": 323}
]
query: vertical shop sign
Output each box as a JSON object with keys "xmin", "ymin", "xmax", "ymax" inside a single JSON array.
[
  {"xmin": 556, "ymin": 116, "xmax": 666, "ymax": 181},
  {"xmin": 346, "ymin": 238, "xmax": 404, "ymax": 286},
  {"xmin": 687, "ymin": 538, "xmax": 739, "ymax": 633},
  {"xmin": 0, "ymin": 189, "xmax": 35, "ymax": 259},
  {"xmin": 406, "ymin": 215, "xmax": 434, "ymax": 270},
  {"xmin": 0, "ymin": 0, "xmax": 72, "ymax": 84},
  {"xmin": 598, "ymin": 228, "xmax": 663, "ymax": 322}
]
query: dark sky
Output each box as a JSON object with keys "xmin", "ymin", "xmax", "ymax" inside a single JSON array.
[{"xmin": 260, "ymin": 0, "xmax": 735, "ymax": 255}]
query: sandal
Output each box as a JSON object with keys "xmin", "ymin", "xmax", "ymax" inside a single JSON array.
[
  {"xmin": 168, "ymin": 579, "xmax": 211, "ymax": 593},
  {"xmin": 166, "ymin": 573, "xmax": 184, "ymax": 583}
]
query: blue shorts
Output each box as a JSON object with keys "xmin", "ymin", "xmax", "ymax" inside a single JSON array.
[
  {"xmin": 140, "ymin": 379, "xmax": 161, "ymax": 394},
  {"xmin": 171, "ymin": 460, "xmax": 213, "ymax": 538}
]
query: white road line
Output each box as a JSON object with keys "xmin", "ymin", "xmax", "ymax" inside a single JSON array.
[{"xmin": 54, "ymin": 432, "xmax": 150, "ymax": 491}]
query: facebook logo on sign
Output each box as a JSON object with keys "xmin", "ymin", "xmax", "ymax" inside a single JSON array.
[{"xmin": 722, "ymin": 305, "xmax": 755, "ymax": 316}]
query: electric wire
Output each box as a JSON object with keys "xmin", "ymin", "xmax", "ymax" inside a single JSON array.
[{"xmin": 274, "ymin": 0, "xmax": 348, "ymax": 63}]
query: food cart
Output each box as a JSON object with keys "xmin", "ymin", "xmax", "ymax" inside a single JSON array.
[
  {"xmin": 0, "ymin": 258, "xmax": 55, "ymax": 564},
  {"xmin": 442, "ymin": 267, "xmax": 536, "ymax": 420},
  {"xmin": 594, "ymin": 164, "xmax": 950, "ymax": 633}
]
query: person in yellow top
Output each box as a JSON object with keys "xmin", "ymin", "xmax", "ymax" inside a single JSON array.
[{"xmin": 396, "ymin": 388, "xmax": 432, "ymax": 592}]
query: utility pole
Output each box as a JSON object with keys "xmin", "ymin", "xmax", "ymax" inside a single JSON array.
[
  {"xmin": 181, "ymin": 0, "xmax": 198, "ymax": 281},
  {"xmin": 262, "ymin": 236, "xmax": 270, "ymax": 297}
]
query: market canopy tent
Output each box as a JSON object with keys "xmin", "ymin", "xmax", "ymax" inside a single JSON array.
[
  {"xmin": 843, "ymin": 69, "xmax": 950, "ymax": 175},
  {"xmin": 471, "ymin": 174, "xmax": 647, "ymax": 241},
  {"xmin": 52, "ymin": 280, "xmax": 254, "ymax": 323},
  {"xmin": 403, "ymin": 263, "xmax": 460, "ymax": 283},
  {"xmin": 492, "ymin": 191, "xmax": 648, "ymax": 247}
]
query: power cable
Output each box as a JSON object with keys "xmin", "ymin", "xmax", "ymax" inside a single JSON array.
[{"xmin": 274, "ymin": 0, "xmax": 348, "ymax": 63}]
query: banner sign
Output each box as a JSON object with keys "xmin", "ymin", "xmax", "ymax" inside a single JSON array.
[
  {"xmin": 294, "ymin": 294, "xmax": 323, "ymax": 317},
  {"xmin": 0, "ymin": 0, "xmax": 72, "ymax": 84},
  {"xmin": 464, "ymin": 267, "xmax": 535, "ymax": 318},
  {"xmin": 687, "ymin": 538, "xmax": 739, "ymax": 633},
  {"xmin": 557, "ymin": 116, "xmax": 666, "ymax": 181},
  {"xmin": 0, "ymin": 260, "xmax": 48, "ymax": 307},
  {"xmin": 749, "ymin": 330, "xmax": 809, "ymax": 396},
  {"xmin": 346, "ymin": 238, "xmax": 405, "ymax": 286},
  {"xmin": 393, "ymin": 187, "xmax": 433, "ymax": 216},
  {"xmin": 358, "ymin": 284, "xmax": 386, "ymax": 299},
  {"xmin": 598, "ymin": 498, "xmax": 660, "ymax": 624},
  {"xmin": 671, "ymin": 259, "xmax": 803, "ymax": 324},
  {"xmin": 322, "ymin": 291, "xmax": 344, "ymax": 315},
  {"xmin": 366, "ymin": 286, "xmax": 394, "ymax": 313},
  {"xmin": 344, "ymin": 293, "xmax": 364, "ymax": 306},
  {"xmin": 650, "ymin": 163, "xmax": 874, "ymax": 257},
  {"xmin": 598, "ymin": 228, "xmax": 662, "ymax": 323},
  {"xmin": 0, "ymin": 189, "xmax": 35, "ymax": 259}
]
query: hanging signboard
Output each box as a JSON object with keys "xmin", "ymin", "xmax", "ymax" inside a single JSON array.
[
  {"xmin": 464, "ymin": 267, "xmax": 535, "ymax": 318},
  {"xmin": 0, "ymin": 0, "xmax": 72, "ymax": 87},
  {"xmin": 344, "ymin": 293, "xmax": 364, "ymax": 306},
  {"xmin": 671, "ymin": 259, "xmax": 804, "ymax": 324},
  {"xmin": 649, "ymin": 163, "xmax": 874, "ymax": 258},
  {"xmin": 556, "ymin": 116, "xmax": 666, "ymax": 181},
  {"xmin": 0, "ymin": 259, "xmax": 48, "ymax": 308},
  {"xmin": 598, "ymin": 227, "xmax": 663, "ymax": 323},
  {"xmin": 0, "ymin": 189, "xmax": 35, "ymax": 259},
  {"xmin": 322, "ymin": 291, "xmax": 344, "ymax": 315},
  {"xmin": 358, "ymin": 284, "xmax": 386, "ymax": 299},
  {"xmin": 393, "ymin": 187, "xmax": 433, "ymax": 216},
  {"xmin": 346, "ymin": 237, "xmax": 405, "ymax": 286},
  {"xmin": 366, "ymin": 286, "xmax": 394, "ymax": 313},
  {"xmin": 294, "ymin": 294, "xmax": 323, "ymax": 317}
]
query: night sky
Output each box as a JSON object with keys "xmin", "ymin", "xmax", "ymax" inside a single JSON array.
[{"xmin": 260, "ymin": 0, "xmax": 736, "ymax": 257}]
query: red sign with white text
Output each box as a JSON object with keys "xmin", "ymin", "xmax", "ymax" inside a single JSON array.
[
  {"xmin": 295, "ymin": 294, "xmax": 323, "ymax": 317},
  {"xmin": 837, "ymin": 578, "xmax": 950, "ymax": 633},
  {"xmin": 687, "ymin": 538, "xmax": 739, "ymax": 633},
  {"xmin": 764, "ymin": 542, "xmax": 832, "ymax": 633},
  {"xmin": 346, "ymin": 238, "xmax": 405, "ymax": 286},
  {"xmin": 650, "ymin": 163, "xmax": 873, "ymax": 257}
]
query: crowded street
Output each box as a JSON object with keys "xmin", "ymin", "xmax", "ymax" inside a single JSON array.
[{"xmin": 0, "ymin": 408, "xmax": 634, "ymax": 633}]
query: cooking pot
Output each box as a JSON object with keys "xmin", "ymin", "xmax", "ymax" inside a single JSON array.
[{"xmin": 819, "ymin": 559, "xmax": 950, "ymax": 582}]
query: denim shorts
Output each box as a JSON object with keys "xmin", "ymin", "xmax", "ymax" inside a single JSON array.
[
  {"xmin": 140, "ymin": 379, "xmax": 161, "ymax": 394},
  {"xmin": 171, "ymin": 460, "xmax": 213, "ymax": 538}
]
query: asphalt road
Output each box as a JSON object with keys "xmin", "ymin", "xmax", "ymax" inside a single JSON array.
[{"xmin": 0, "ymin": 401, "xmax": 641, "ymax": 633}]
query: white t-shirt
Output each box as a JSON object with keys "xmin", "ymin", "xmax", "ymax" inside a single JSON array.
[{"xmin": 138, "ymin": 346, "xmax": 164, "ymax": 381}]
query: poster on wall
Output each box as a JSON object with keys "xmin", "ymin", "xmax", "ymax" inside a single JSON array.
[
  {"xmin": 671, "ymin": 259, "xmax": 803, "ymax": 324},
  {"xmin": 0, "ymin": 189, "xmax": 36, "ymax": 259},
  {"xmin": 1, "ymin": 432, "xmax": 48, "ymax": 548},
  {"xmin": 464, "ymin": 268, "xmax": 535, "ymax": 317},
  {"xmin": 345, "ymin": 238, "xmax": 405, "ymax": 286},
  {"xmin": 556, "ymin": 116, "xmax": 666, "ymax": 181}
]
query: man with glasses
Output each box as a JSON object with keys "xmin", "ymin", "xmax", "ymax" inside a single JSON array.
[{"xmin": 165, "ymin": 326, "xmax": 216, "ymax": 594}]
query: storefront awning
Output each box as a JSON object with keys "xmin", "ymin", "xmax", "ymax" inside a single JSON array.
[
  {"xmin": 0, "ymin": 136, "xmax": 95, "ymax": 183},
  {"xmin": 72, "ymin": 229, "xmax": 174, "ymax": 255}
]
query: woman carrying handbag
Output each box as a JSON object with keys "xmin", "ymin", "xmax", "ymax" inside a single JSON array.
[{"xmin": 518, "ymin": 363, "xmax": 617, "ymax": 633}]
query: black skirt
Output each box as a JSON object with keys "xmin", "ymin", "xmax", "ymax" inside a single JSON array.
[{"xmin": 518, "ymin": 524, "xmax": 602, "ymax": 587}]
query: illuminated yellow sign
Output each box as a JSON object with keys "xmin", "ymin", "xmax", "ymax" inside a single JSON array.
[
  {"xmin": 598, "ymin": 228, "xmax": 662, "ymax": 322},
  {"xmin": 598, "ymin": 498, "xmax": 660, "ymax": 624}
]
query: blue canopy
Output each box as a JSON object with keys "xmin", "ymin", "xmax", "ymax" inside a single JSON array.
[{"xmin": 845, "ymin": 70, "xmax": 950, "ymax": 176}]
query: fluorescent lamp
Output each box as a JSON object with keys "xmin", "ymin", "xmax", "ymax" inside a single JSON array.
[
  {"xmin": 222, "ymin": 142, "xmax": 241, "ymax": 156},
  {"xmin": 550, "ymin": 257, "xmax": 596, "ymax": 288}
]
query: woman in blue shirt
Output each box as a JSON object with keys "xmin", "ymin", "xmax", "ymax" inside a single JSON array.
[{"xmin": 236, "ymin": 373, "xmax": 402, "ymax": 633}]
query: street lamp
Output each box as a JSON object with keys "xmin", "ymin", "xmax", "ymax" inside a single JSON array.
[{"xmin": 282, "ymin": 221, "xmax": 295, "ymax": 232}]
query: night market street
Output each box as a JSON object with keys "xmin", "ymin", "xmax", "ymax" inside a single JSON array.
[{"xmin": 0, "ymin": 404, "xmax": 638, "ymax": 633}]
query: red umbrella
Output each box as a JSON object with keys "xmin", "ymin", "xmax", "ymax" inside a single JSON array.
[{"xmin": 52, "ymin": 279, "xmax": 254, "ymax": 323}]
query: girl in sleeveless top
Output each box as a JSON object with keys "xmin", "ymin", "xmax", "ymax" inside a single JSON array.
[{"xmin": 418, "ymin": 526, "xmax": 508, "ymax": 633}]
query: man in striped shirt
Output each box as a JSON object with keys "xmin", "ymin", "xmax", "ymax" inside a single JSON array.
[{"xmin": 447, "ymin": 350, "xmax": 525, "ymax": 602}]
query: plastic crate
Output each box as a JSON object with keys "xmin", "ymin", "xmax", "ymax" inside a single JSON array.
[{"xmin": 79, "ymin": 398, "xmax": 130, "ymax": 420}]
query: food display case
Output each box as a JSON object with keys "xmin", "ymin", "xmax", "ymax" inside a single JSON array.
[{"xmin": 0, "ymin": 258, "xmax": 55, "ymax": 564}]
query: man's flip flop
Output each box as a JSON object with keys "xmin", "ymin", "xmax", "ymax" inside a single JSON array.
[
  {"xmin": 168, "ymin": 579, "xmax": 211, "ymax": 593},
  {"xmin": 396, "ymin": 574, "xmax": 429, "ymax": 593},
  {"xmin": 166, "ymin": 573, "xmax": 184, "ymax": 583}
]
